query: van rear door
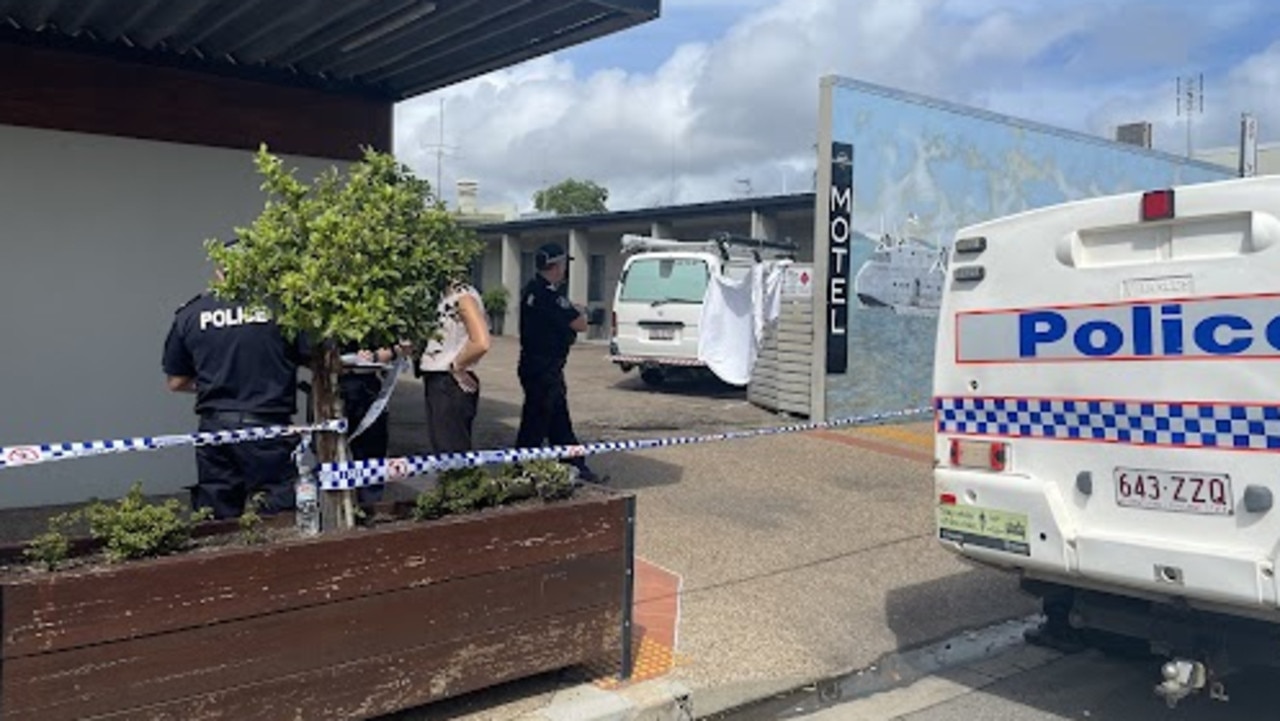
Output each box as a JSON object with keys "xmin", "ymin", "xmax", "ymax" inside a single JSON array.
[
  {"xmin": 934, "ymin": 177, "xmax": 1280, "ymax": 611},
  {"xmin": 613, "ymin": 254, "xmax": 709, "ymax": 361}
]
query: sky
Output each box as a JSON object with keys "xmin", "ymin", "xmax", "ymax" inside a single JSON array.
[{"xmin": 391, "ymin": 0, "xmax": 1280, "ymax": 214}]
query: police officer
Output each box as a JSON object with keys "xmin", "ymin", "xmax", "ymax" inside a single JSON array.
[
  {"xmin": 162, "ymin": 240, "xmax": 308, "ymax": 520},
  {"xmin": 515, "ymin": 243, "xmax": 603, "ymax": 482}
]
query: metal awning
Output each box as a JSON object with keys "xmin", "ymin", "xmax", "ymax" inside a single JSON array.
[{"xmin": 0, "ymin": 0, "xmax": 661, "ymax": 99}]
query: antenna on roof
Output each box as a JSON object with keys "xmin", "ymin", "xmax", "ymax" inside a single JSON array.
[
  {"xmin": 1176, "ymin": 73, "xmax": 1204, "ymax": 158},
  {"xmin": 420, "ymin": 97, "xmax": 460, "ymax": 204}
]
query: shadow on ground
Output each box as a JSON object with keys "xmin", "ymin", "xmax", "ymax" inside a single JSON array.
[
  {"xmin": 909, "ymin": 651, "xmax": 1280, "ymax": 721},
  {"xmin": 883, "ymin": 566, "xmax": 1037, "ymax": 652},
  {"xmin": 608, "ymin": 369, "xmax": 750, "ymax": 400},
  {"xmin": 380, "ymin": 666, "xmax": 605, "ymax": 721}
]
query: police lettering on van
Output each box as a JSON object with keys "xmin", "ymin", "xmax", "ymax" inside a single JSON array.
[{"xmin": 955, "ymin": 295, "xmax": 1280, "ymax": 363}]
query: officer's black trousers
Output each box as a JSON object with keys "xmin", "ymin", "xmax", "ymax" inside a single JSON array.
[
  {"xmin": 340, "ymin": 372, "xmax": 390, "ymax": 507},
  {"xmin": 194, "ymin": 412, "xmax": 298, "ymax": 520},
  {"xmin": 423, "ymin": 371, "xmax": 479, "ymax": 453},
  {"xmin": 515, "ymin": 365, "xmax": 588, "ymax": 471}
]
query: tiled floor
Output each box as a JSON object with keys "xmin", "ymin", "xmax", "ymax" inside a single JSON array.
[
  {"xmin": 808, "ymin": 421, "xmax": 935, "ymax": 463},
  {"xmin": 589, "ymin": 557, "xmax": 685, "ymax": 688}
]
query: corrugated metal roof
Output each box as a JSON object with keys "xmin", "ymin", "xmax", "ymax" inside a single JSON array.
[
  {"xmin": 0, "ymin": 0, "xmax": 661, "ymax": 99},
  {"xmin": 471, "ymin": 193, "xmax": 818, "ymax": 234}
]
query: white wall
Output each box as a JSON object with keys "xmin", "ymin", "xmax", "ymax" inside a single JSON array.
[
  {"xmin": 1194, "ymin": 144, "xmax": 1280, "ymax": 176},
  {"xmin": 0, "ymin": 125, "xmax": 337, "ymax": 509}
]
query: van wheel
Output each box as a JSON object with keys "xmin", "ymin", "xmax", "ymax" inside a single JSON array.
[{"xmin": 640, "ymin": 368, "xmax": 666, "ymax": 387}]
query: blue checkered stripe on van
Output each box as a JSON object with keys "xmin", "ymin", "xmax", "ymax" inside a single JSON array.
[{"xmin": 935, "ymin": 397, "xmax": 1280, "ymax": 451}]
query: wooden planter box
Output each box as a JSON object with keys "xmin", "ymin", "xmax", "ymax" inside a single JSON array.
[{"xmin": 0, "ymin": 490, "xmax": 635, "ymax": 720}]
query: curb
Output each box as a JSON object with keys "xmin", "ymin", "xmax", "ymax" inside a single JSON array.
[{"xmin": 517, "ymin": 678, "xmax": 693, "ymax": 721}]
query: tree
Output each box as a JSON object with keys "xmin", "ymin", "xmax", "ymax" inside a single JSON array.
[
  {"xmin": 208, "ymin": 145, "xmax": 481, "ymax": 530},
  {"xmin": 533, "ymin": 178, "xmax": 609, "ymax": 215}
]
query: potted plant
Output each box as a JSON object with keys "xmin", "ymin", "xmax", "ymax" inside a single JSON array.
[
  {"xmin": 482, "ymin": 286, "xmax": 510, "ymax": 335},
  {"xmin": 0, "ymin": 149, "xmax": 635, "ymax": 721}
]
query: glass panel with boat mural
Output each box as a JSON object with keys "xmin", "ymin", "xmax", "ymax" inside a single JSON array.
[{"xmin": 816, "ymin": 76, "xmax": 1235, "ymax": 422}]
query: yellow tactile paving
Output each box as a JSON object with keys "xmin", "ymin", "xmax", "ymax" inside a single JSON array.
[
  {"xmin": 588, "ymin": 633, "xmax": 685, "ymax": 689},
  {"xmin": 858, "ymin": 423, "xmax": 936, "ymax": 450}
]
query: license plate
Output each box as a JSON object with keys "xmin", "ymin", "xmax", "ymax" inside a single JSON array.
[
  {"xmin": 648, "ymin": 327, "xmax": 675, "ymax": 340},
  {"xmin": 1114, "ymin": 467, "xmax": 1233, "ymax": 516}
]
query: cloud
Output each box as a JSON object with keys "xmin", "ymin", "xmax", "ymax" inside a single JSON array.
[{"xmin": 392, "ymin": 0, "xmax": 1280, "ymax": 213}]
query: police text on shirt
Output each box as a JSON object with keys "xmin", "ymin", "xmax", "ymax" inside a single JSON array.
[{"xmin": 200, "ymin": 306, "xmax": 271, "ymax": 331}]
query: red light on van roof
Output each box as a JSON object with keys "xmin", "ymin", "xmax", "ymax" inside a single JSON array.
[{"xmin": 1141, "ymin": 189, "xmax": 1175, "ymax": 221}]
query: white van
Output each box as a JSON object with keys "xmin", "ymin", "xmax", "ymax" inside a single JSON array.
[
  {"xmin": 609, "ymin": 233, "xmax": 795, "ymax": 386},
  {"xmin": 932, "ymin": 176, "xmax": 1280, "ymax": 707}
]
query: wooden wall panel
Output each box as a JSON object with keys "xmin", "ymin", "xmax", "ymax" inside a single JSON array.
[
  {"xmin": 4, "ymin": 552, "xmax": 624, "ymax": 720},
  {"xmin": 2, "ymin": 495, "xmax": 628, "ymax": 658},
  {"xmin": 0, "ymin": 42, "xmax": 390, "ymax": 160}
]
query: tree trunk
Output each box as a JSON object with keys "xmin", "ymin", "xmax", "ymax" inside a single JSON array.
[{"xmin": 311, "ymin": 345, "xmax": 357, "ymax": 531}]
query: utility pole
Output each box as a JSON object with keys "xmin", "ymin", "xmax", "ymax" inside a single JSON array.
[
  {"xmin": 1176, "ymin": 73, "xmax": 1204, "ymax": 158},
  {"xmin": 436, "ymin": 97, "xmax": 443, "ymax": 195},
  {"xmin": 420, "ymin": 97, "xmax": 458, "ymax": 204}
]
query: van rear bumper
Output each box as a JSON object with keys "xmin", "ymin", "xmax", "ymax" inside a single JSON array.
[
  {"xmin": 936, "ymin": 468, "xmax": 1278, "ymax": 613},
  {"xmin": 608, "ymin": 354, "xmax": 707, "ymax": 368}
]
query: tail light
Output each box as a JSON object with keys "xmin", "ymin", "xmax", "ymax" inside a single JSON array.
[
  {"xmin": 939, "ymin": 492, "xmax": 958, "ymax": 505},
  {"xmin": 949, "ymin": 438, "xmax": 1009, "ymax": 472},
  {"xmin": 1141, "ymin": 189, "xmax": 1175, "ymax": 221},
  {"xmin": 611, "ymin": 311, "xmax": 617, "ymax": 338}
]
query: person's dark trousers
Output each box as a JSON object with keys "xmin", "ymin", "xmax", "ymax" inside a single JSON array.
[
  {"xmin": 423, "ymin": 371, "xmax": 479, "ymax": 453},
  {"xmin": 515, "ymin": 363, "xmax": 592, "ymax": 476},
  {"xmin": 193, "ymin": 411, "xmax": 298, "ymax": 520},
  {"xmin": 340, "ymin": 372, "xmax": 390, "ymax": 508}
]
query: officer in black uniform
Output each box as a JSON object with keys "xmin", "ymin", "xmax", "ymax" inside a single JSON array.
[
  {"xmin": 162, "ymin": 241, "xmax": 308, "ymax": 519},
  {"xmin": 514, "ymin": 243, "xmax": 602, "ymax": 482}
]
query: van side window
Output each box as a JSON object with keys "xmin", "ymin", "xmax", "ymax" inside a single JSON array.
[{"xmin": 619, "ymin": 258, "xmax": 709, "ymax": 303}]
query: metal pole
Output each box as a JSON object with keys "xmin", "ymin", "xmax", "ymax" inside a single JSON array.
[
  {"xmin": 619, "ymin": 495, "xmax": 636, "ymax": 681},
  {"xmin": 437, "ymin": 98, "xmax": 444, "ymax": 201}
]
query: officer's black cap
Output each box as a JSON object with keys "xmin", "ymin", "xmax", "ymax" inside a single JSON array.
[{"xmin": 535, "ymin": 243, "xmax": 573, "ymax": 270}]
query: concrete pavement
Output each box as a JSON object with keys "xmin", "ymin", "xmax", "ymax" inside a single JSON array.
[{"xmin": 382, "ymin": 336, "xmax": 1036, "ymax": 720}]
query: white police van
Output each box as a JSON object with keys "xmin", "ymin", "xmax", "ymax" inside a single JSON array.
[{"xmin": 933, "ymin": 176, "xmax": 1280, "ymax": 707}]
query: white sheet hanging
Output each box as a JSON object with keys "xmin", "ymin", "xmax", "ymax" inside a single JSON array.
[
  {"xmin": 753, "ymin": 261, "xmax": 789, "ymax": 345},
  {"xmin": 698, "ymin": 260, "xmax": 790, "ymax": 385}
]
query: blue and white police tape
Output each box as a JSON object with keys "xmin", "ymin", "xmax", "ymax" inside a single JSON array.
[
  {"xmin": 0, "ymin": 418, "xmax": 348, "ymax": 470},
  {"xmin": 318, "ymin": 406, "xmax": 933, "ymax": 490}
]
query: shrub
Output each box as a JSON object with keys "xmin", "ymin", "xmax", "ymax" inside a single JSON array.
[
  {"xmin": 24, "ymin": 511, "xmax": 77, "ymax": 571},
  {"xmin": 83, "ymin": 483, "xmax": 213, "ymax": 562},
  {"xmin": 238, "ymin": 492, "xmax": 269, "ymax": 545},
  {"xmin": 523, "ymin": 459, "xmax": 576, "ymax": 501},
  {"xmin": 411, "ymin": 462, "xmax": 580, "ymax": 522},
  {"xmin": 493, "ymin": 464, "xmax": 536, "ymax": 504}
]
